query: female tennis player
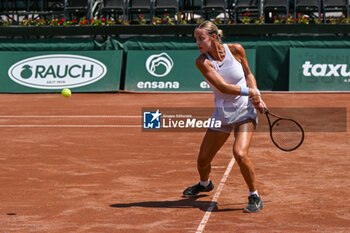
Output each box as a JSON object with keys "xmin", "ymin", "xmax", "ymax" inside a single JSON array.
[{"xmin": 183, "ymin": 21, "xmax": 267, "ymax": 213}]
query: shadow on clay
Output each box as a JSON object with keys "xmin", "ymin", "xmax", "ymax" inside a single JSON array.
[{"xmin": 110, "ymin": 195, "xmax": 245, "ymax": 212}]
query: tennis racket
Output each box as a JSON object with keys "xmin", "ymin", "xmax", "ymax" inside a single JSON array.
[{"xmin": 265, "ymin": 110, "xmax": 304, "ymax": 152}]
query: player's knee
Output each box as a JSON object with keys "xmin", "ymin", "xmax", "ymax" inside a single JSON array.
[{"xmin": 233, "ymin": 149, "xmax": 247, "ymax": 164}]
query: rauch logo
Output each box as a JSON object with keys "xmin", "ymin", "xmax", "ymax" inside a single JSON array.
[{"xmin": 8, "ymin": 54, "xmax": 107, "ymax": 89}]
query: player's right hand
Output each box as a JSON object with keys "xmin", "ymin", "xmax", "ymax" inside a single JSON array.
[
  {"xmin": 249, "ymin": 89, "xmax": 261, "ymax": 106},
  {"xmin": 254, "ymin": 98, "xmax": 268, "ymax": 113}
]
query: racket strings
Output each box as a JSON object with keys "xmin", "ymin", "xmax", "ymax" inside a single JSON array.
[{"xmin": 271, "ymin": 119, "xmax": 304, "ymax": 150}]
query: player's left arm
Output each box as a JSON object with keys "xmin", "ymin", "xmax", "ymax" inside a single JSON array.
[{"xmin": 229, "ymin": 43, "xmax": 267, "ymax": 112}]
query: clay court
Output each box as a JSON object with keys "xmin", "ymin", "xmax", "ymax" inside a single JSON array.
[{"xmin": 0, "ymin": 92, "xmax": 349, "ymax": 232}]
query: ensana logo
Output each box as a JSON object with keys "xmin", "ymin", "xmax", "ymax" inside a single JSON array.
[
  {"xmin": 145, "ymin": 53, "xmax": 174, "ymax": 77},
  {"xmin": 138, "ymin": 53, "xmax": 178, "ymax": 89}
]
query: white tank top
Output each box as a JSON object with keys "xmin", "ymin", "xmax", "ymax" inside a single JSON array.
[{"xmin": 205, "ymin": 44, "xmax": 257, "ymax": 125}]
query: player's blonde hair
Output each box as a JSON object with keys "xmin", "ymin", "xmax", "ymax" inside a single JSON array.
[{"xmin": 195, "ymin": 20, "xmax": 223, "ymax": 43}]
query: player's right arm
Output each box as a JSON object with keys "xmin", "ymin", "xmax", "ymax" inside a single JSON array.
[{"xmin": 195, "ymin": 55, "xmax": 259, "ymax": 97}]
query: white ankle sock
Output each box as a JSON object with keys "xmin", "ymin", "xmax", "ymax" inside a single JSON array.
[
  {"xmin": 249, "ymin": 190, "xmax": 259, "ymax": 196},
  {"xmin": 200, "ymin": 179, "xmax": 210, "ymax": 187}
]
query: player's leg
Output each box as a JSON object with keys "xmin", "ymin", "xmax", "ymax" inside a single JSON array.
[
  {"xmin": 233, "ymin": 120, "xmax": 263, "ymax": 213},
  {"xmin": 233, "ymin": 121, "xmax": 256, "ymax": 191},
  {"xmin": 197, "ymin": 128, "xmax": 230, "ymax": 181},
  {"xmin": 183, "ymin": 128, "xmax": 230, "ymax": 196}
]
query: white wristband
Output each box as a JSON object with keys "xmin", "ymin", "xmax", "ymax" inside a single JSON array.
[{"xmin": 240, "ymin": 87, "xmax": 249, "ymax": 96}]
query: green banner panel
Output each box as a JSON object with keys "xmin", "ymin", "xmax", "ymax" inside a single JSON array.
[
  {"xmin": 289, "ymin": 48, "xmax": 350, "ymax": 91},
  {"xmin": 0, "ymin": 51, "xmax": 122, "ymax": 93},
  {"xmin": 124, "ymin": 49, "xmax": 256, "ymax": 92}
]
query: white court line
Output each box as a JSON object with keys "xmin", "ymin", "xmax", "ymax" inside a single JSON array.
[
  {"xmin": 0, "ymin": 125, "xmax": 142, "ymax": 128},
  {"xmin": 0, "ymin": 115, "xmax": 142, "ymax": 127},
  {"xmin": 195, "ymin": 157, "xmax": 236, "ymax": 233},
  {"xmin": 0, "ymin": 115, "xmax": 141, "ymax": 118}
]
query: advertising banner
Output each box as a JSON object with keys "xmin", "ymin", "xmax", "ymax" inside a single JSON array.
[
  {"xmin": 124, "ymin": 49, "xmax": 256, "ymax": 92},
  {"xmin": 289, "ymin": 48, "xmax": 350, "ymax": 91},
  {"xmin": 0, "ymin": 51, "xmax": 122, "ymax": 93}
]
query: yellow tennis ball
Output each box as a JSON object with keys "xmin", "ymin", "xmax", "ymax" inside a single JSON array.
[{"xmin": 61, "ymin": 88, "xmax": 71, "ymax": 98}]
